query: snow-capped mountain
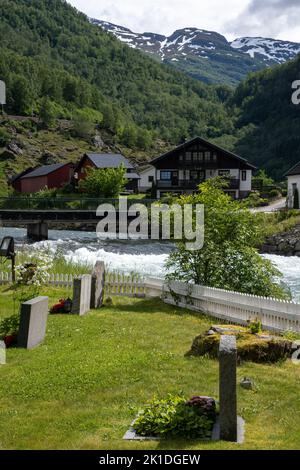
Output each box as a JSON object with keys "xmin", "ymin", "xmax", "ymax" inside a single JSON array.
[
  {"xmin": 231, "ymin": 37, "xmax": 300, "ymax": 64},
  {"xmin": 91, "ymin": 19, "xmax": 300, "ymax": 86}
]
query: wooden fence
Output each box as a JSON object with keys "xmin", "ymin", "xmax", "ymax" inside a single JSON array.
[
  {"xmin": 0, "ymin": 271, "xmax": 146, "ymax": 297},
  {"xmin": 144, "ymin": 278, "xmax": 300, "ymax": 333},
  {"xmin": 1, "ymin": 271, "xmax": 300, "ymax": 332}
]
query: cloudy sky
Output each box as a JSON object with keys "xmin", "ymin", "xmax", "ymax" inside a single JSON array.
[{"xmin": 68, "ymin": 0, "xmax": 300, "ymax": 42}]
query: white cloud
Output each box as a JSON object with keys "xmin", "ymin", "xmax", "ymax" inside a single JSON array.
[{"xmin": 67, "ymin": 0, "xmax": 300, "ymax": 42}]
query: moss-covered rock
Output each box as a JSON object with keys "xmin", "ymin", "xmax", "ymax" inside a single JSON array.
[{"xmin": 186, "ymin": 325, "xmax": 294, "ymax": 363}]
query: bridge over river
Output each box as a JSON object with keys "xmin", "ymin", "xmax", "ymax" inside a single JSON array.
[{"xmin": 0, "ymin": 197, "xmax": 157, "ymax": 241}]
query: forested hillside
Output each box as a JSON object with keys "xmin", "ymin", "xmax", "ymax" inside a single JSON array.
[
  {"xmin": 0, "ymin": 0, "xmax": 234, "ymax": 145},
  {"xmin": 231, "ymin": 55, "xmax": 300, "ymax": 180}
]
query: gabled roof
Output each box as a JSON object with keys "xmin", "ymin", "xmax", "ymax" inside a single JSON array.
[
  {"xmin": 21, "ymin": 163, "xmax": 70, "ymax": 179},
  {"xmin": 85, "ymin": 153, "xmax": 134, "ymax": 170},
  {"xmin": 150, "ymin": 136, "xmax": 257, "ymax": 170},
  {"xmin": 284, "ymin": 161, "xmax": 300, "ymax": 177},
  {"xmin": 10, "ymin": 167, "xmax": 36, "ymax": 183}
]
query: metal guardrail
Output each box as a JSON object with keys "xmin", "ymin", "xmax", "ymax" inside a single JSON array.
[{"xmin": 0, "ymin": 197, "xmax": 158, "ymax": 211}]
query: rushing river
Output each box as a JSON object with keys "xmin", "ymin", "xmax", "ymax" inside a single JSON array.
[{"xmin": 1, "ymin": 227, "xmax": 300, "ymax": 301}]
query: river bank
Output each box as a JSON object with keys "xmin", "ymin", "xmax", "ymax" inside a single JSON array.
[{"xmin": 1, "ymin": 226, "xmax": 300, "ymax": 301}]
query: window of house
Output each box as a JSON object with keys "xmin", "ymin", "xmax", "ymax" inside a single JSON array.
[
  {"xmin": 148, "ymin": 176, "xmax": 154, "ymax": 183},
  {"xmin": 190, "ymin": 171, "xmax": 198, "ymax": 180},
  {"xmin": 186, "ymin": 152, "xmax": 192, "ymax": 161},
  {"xmin": 179, "ymin": 154, "xmax": 183, "ymax": 161},
  {"xmin": 160, "ymin": 171, "xmax": 171, "ymax": 180},
  {"xmin": 241, "ymin": 170, "xmax": 247, "ymax": 181},
  {"xmin": 205, "ymin": 151, "xmax": 211, "ymax": 161},
  {"xmin": 213, "ymin": 153, "xmax": 217, "ymax": 162},
  {"xmin": 199, "ymin": 152, "xmax": 204, "ymax": 162},
  {"xmin": 219, "ymin": 170, "xmax": 230, "ymax": 177}
]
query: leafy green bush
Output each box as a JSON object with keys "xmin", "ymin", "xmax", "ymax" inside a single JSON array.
[
  {"xmin": 134, "ymin": 394, "xmax": 216, "ymax": 439},
  {"xmin": 0, "ymin": 314, "xmax": 20, "ymax": 339},
  {"xmin": 269, "ymin": 189, "xmax": 281, "ymax": 198},
  {"xmin": 79, "ymin": 165, "xmax": 126, "ymax": 197},
  {"xmin": 0, "ymin": 128, "xmax": 10, "ymax": 147},
  {"xmin": 248, "ymin": 318, "xmax": 262, "ymax": 334}
]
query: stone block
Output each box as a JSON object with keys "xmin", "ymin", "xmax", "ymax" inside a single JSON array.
[{"xmin": 18, "ymin": 296, "xmax": 49, "ymax": 349}]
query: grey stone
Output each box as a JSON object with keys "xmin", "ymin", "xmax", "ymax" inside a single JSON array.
[
  {"xmin": 219, "ymin": 335, "xmax": 237, "ymax": 442},
  {"xmin": 8, "ymin": 141, "xmax": 23, "ymax": 155},
  {"xmin": 211, "ymin": 416, "xmax": 245, "ymax": 444},
  {"xmin": 71, "ymin": 275, "xmax": 92, "ymax": 315},
  {"xmin": 90, "ymin": 261, "xmax": 105, "ymax": 309},
  {"xmin": 240, "ymin": 377, "xmax": 253, "ymax": 390},
  {"xmin": 295, "ymin": 241, "xmax": 300, "ymax": 251},
  {"xmin": 18, "ymin": 296, "xmax": 49, "ymax": 349},
  {"xmin": 92, "ymin": 134, "xmax": 104, "ymax": 148}
]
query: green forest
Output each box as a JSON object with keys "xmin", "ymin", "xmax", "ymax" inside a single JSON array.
[
  {"xmin": 0, "ymin": 0, "xmax": 233, "ymax": 145},
  {"xmin": 0, "ymin": 0, "xmax": 300, "ymax": 180}
]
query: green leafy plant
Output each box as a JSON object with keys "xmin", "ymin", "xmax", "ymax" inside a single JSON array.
[
  {"xmin": 248, "ymin": 318, "xmax": 262, "ymax": 334},
  {"xmin": 0, "ymin": 314, "xmax": 20, "ymax": 339},
  {"xmin": 134, "ymin": 394, "xmax": 216, "ymax": 439}
]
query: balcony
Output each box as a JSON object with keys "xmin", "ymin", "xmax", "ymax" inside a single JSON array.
[
  {"xmin": 156, "ymin": 178, "xmax": 240, "ymax": 191},
  {"xmin": 157, "ymin": 179, "xmax": 200, "ymax": 190}
]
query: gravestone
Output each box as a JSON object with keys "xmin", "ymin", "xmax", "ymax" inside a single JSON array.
[
  {"xmin": 0, "ymin": 340, "xmax": 5, "ymax": 365},
  {"xmin": 219, "ymin": 335, "xmax": 237, "ymax": 442},
  {"xmin": 71, "ymin": 274, "xmax": 92, "ymax": 315},
  {"xmin": 90, "ymin": 261, "xmax": 105, "ymax": 309},
  {"xmin": 18, "ymin": 296, "xmax": 49, "ymax": 349}
]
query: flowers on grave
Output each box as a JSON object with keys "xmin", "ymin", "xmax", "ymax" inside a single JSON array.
[
  {"xmin": 14, "ymin": 251, "xmax": 54, "ymax": 303},
  {"xmin": 15, "ymin": 250, "xmax": 53, "ymax": 287},
  {"xmin": 0, "ymin": 314, "xmax": 20, "ymax": 348},
  {"xmin": 50, "ymin": 298, "xmax": 73, "ymax": 314}
]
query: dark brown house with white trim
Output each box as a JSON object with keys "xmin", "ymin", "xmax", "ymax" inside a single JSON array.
[{"xmin": 150, "ymin": 137, "xmax": 256, "ymax": 199}]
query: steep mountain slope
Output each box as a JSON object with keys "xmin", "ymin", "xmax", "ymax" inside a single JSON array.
[
  {"xmin": 93, "ymin": 19, "xmax": 300, "ymax": 86},
  {"xmin": 0, "ymin": 0, "xmax": 233, "ymax": 146},
  {"xmin": 231, "ymin": 54, "xmax": 300, "ymax": 180},
  {"xmin": 231, "ymin": 37, "xmax": 300, "ymax": 65}
]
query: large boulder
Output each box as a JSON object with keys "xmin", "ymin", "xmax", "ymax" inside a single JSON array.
[{"xmin": 186, "ymin": 325, "xmax": 294, "ymax": 363}]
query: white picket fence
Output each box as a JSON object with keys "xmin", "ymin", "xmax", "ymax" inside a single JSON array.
[
  {"xmin": 105, "ymin": 272, "xmax": 146, "ymax": 297},
  {"xmin": 144, "ymin": 278, "xmax": 300, "ymax": 333},
  {"xmin": 1, "ymin": 271, "xmax": 300, "ymax": 332},
  {"xmin": 0, "ymin": 271, "xmax": 146, "ymax": 297}
]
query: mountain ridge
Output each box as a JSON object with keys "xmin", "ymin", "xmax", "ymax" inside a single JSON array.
[{"xmin": 93, "ymin": 19, "xmax": 300, "ymax": 86}]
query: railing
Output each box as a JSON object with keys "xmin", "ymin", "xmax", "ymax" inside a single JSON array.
[
  {"xmin": 0, "ymin": 197, "xmax": 158, "ymax": 211},
  {"xmin": 156, "ymin": 178, "xmax": 240, "ymax": 191},
  {"xmin": 2, "ymin": 271, "xmax": 299, "ymax": 332},
  {"xmin": 105, "ymin": 272, "xmax": 146, "ymax": 297},
  {"xmin": 145, "ymin": 278, "xmax": 300, "ymax": 333},
  {"xmin": 0, "ymin": 271, "xmax": 146, "ymax": 297}
]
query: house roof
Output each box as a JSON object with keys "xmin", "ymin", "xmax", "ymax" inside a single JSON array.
[
  {"xmin": 85, "ymin": 153, "xmax": 135, "ymax": 170},
  {"xmin": 150, "ymin": 136, "xmax": 257, "ymax": 170},
  {"xmin": 284, "ymin": 161, "xmax": 300, "ymax": 177},
  {"xmin": 10, "ymin": 167, "xmax": 36, "ymax": 183},
  {"xmin": 125, "ymin": 172, "xmax": 140, "ymax": 179},
  {"xmin": 21, "ymin": 163, "xmax": 70, "ymax": 179}
]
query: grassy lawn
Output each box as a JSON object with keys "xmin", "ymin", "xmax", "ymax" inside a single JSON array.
[{"xmin": 0, "ymin": 286, "xmax": 300, "ymax": 450}]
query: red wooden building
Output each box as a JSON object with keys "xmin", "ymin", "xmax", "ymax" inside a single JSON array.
[
  {"xmin": 75, "ymin": 153, "xmax": 140, "ymax": 192},
  {"xmin": 12, "ymin": 163, "xmax": 73, "ymax": 193}
]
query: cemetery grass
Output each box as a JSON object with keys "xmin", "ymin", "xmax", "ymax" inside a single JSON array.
[{"xmin": 0, "ymin": 286, "xmax": 299, "ymax": 450}]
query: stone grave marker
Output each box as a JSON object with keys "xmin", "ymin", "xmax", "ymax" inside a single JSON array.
[
  {"xmin": 90, "ymin": 261, "xmax": 105, "ymax": 309},
  {"xmin": 71, "ymin": 274, "xmax": 92, "ymax": 315},
  {"xmin": 18, "ymin": 296, "xmax": 49, "ymax": 349},
  {"xmin": 219, "ymin": 334, "xmax": 237, "ymax": 441}
]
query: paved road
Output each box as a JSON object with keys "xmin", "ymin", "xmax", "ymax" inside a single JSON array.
[{"xmin": 251, "ymin": 197, "xmax": 286, "ymax": 213}]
